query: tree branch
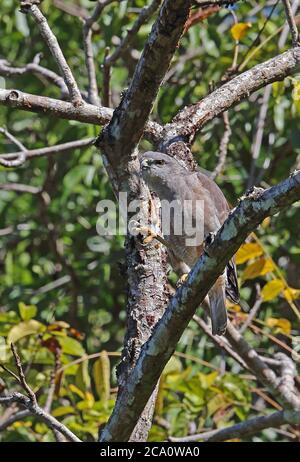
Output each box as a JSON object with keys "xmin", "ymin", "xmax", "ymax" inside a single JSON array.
[
  {"xmin": 168, "ymin": 47, "xmax": 300, "ymax": 143},
  {"xmin": 83, "ymin": 0, "xmax": 119, "ymax": 106},
  {"xmin": 0, "ymin": 57, "xmax": 69, "ymax": 99},
  {"xmin": 169, "ymin": 410, "xmax": 300, "ymax": 442},
  {"xmin": 0, "ymin": 89, "xmax": 162, "ymax": 144},
  {"xmin": 100, "ymin": 171, "xmax": 300, "ymax": 442},
  {"xmin": 0, "ymin": 138, "xmax": 94, "ymax": 164},
  {"xmin": 20, "ymin": 2, "xmax": 82, "ymax": 105},
  {"xmin": 282, "ymin": 0, "xmax": 300, "ymax": 46},
  {"xmin": 0, "ymin": 393, "xmax": 81, "ymax": 442}
]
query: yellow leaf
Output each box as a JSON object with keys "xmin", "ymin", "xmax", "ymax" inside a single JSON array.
[
  {"xmin": 292, "ymin": 81, "xmax": 300, "ymax": 112},
  {"xmin": 261, "ymin": 279, "xmax": 284, "ymax": 301},
  {"xmin": 93, "ymin": 351, "xmax": 110, "ymax": 403},
  {"xmin": 242, "ymin": 257, "xmax": 274, "ymax": 280},
  {"xmin": 266, "ymin": 317, "xmax": 291, "ymax": 335},
  {"xmin": 283, "ymin": 287, "xmax": 300, "ymax": 301},
  {"xmin": 230, "ymin": 22, "xmax": 252, "ymax": 41},
  {"xmin": 69, "ymin": 383, "xmax": 85, "ymax": 399},
  {"xmin": 236, "ymin": 243, "xmax": 263, "ymax": 264},
  {"xmin": 8, "ymin": 320, "xmax": 45, "ymax": 344}
]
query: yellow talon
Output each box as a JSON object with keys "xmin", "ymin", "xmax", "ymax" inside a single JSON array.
[{"xmin": 176, "ymin": 273, "xmax": 189, "ymax": 288}]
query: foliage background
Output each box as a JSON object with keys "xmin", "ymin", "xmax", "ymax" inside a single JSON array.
[{"xmin": 0, "ymin": 0, "xmax": 299, "ymax": 442}]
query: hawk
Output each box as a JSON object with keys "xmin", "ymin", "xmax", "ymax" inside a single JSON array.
[{"xmin": 140, "ymin": 151, "xmax": 239, "ymax": 336}]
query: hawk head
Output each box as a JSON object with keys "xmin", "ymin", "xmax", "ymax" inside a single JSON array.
[{"xmin": 140, "ymin": 151, "xmax": 183, "ymax": 194}]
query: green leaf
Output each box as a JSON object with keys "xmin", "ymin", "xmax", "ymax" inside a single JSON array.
[
  {"xmin": 58, "ymin": 336, "xmax": 85, "ymax": 356},
  {"xmin": 18, "ymin": 302, "xmax": 37, "ymax": 321}
]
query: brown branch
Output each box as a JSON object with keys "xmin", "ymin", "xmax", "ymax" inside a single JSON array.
[
  {"xmin": 0, "ymin": 393, "xmax": 81, "ymax": 442},
  {"xmin": 0, "ymin": 183, "xmax": 42, "ymax": 194},
  {"xmin": 83, "ymin": 0, "xmax": 119, "ymax": 106},
  {"xmin": 282, "ymin": 0, "xmax": 300, "ymax": 46},
  {"xmin": 168, "ymin": 46, "xmax": 300, "ymax": 143},
  {"xmin": 20, "ymin": 2, "xmax": 82, "ymax": 105},
  {"xmin": 0, "ymin": 89, "xmax": 162, "ymax": 143},
  {"xmin": 169, "ymin": 410, "xmax": 300, "ymax": 442},
  {"xmin": 10, "ymin": 343, "xmax": 37, "ymax": 405},
  {"xmin": 0, "ymin": 138, "xmax": 94, "ymax": 164},
  {"xmin": 211, "ymin": 111, "xmax": 231, "ymax": 180},
  {"xmin": 0, "ymin": 127, "xmax": 26, "ymax": 167},
  {"xmin": 0, "ymin": 57, "xmax": 69, "ymax": 99}
]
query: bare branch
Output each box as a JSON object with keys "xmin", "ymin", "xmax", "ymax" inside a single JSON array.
[
  {"xmin": 0, "ymin": 89, "xmax": 162, "ymax": 144},
  {"xmin": 0, "ymin": 127, "xmax": 26, "ymax": 167},
  {"xmin": 0, "ymin": 138, "xmax": 94, "ymax": 165},
  {"xmin": 0, "ymin": 393, "xmax": 81, "ymax": 442},
  {"xmin": 211, "ymin": 111, "xmax": 231, "ymax": 180},
  {"xmin": 169, "ymin": 410, "xmax": 300, "ymax": 442},
  {"xmin": 282, "ymin": 0, "xmax": 300, "ymax": 46},
  {"xmin": 193, "ymin": 314, "xmax": 248, "ymax": 369},
  {"xmin": 0, "ymin": 57, "xmax": 69, "ymax": 99},
  {"xmin": 100, "ymin": 171, "xmax": 300, "ymax": 442},
  {"xmin": 168, "ymin": 47, "xmax": 300, "ymax": 143},
  {"xmin": 83, "ymin": 0, "xmax": 119, "ymax": 106},
  {"xmin": 0, "ymin": 183, "xmax": 42, "ymax": 194},
  {"xmin": 20, "ymin": 2, "xmax": 82, "ymax": 105},
  {"xmin": 105, "ymin": 0, "xmax": 162, "ymax": 67},
  {"xmin": 10, "ymin": 343, "xmax": 37, "ymax": 405},
  {"xmin": 0, "ymin": 409, "xmax": 31, "ymax": 432}
]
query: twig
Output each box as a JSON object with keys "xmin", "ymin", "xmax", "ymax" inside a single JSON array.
[
  {"xmin": 102, "ymin": 0, "xmax": 162, "ymax": 106},
  {"xmin": 168, "ymin": 410, "xmax": 300, "ymax": 442},
  {"xmin": 0, "ymin": 127, "xmax": 26, "ymax": 167},
  {"xmin": 0, "ymin": 138, "xmax": 94, "ymax": 163},
  {"xmin": 83, "ymin": 0, "xmax": 119, "ymax": 106},
  {"xmin": 44, "ymin": 348, "xmax": 61, "ymax": 414},
  {"xmin": 211, "ymin": 111, "xmax": 231, "ymax": 180},
  {"xmin": 282, "ymin": 0, "xmax": 300, "ymax": 46},
  {"xmin": 239, "ymin": 284, "xmax": 262, "ymax": 333},
  {"xmin": 279, "ymin": 0, "xmax": 300, "ymax": 48},
  {"xmin": 0, "ymin": 57, "xmax": 69, "ymax": 99},
  {"xmin": 0, "ymin": 183, "xmax": 42, "ymax": 194},
  {"xmin": 0, "ymin": 393, "xmax": 81, "ymax": 442},
  {"xmin": 20, "ymin": 2, "xmax": 82, "ymax": 105},
  {"xmin": 10, "ymin": 343, "xmax": 37, "ymax": 405},
  {"xmin": 193, "ymin": 314, "xmax": 248, "ymax": 369},
  {"xmin": 0, "ymin": 409, "xmax": 31, "ymax": 432},
  {"xmin": 247, "ymin": 85, "xmax": 272, "ymax": 188}
]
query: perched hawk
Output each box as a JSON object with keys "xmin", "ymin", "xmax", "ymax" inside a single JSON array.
[{"xmin": 140, "ymin": 151, "xmax": 239, "ymax": 336}]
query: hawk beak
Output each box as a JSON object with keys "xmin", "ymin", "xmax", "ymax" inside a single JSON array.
[{"xmin": 140, "ymin": 158, "xmax": 150, "ymax": 170}]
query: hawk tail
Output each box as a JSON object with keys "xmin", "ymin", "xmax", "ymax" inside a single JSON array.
[{"xmin": 208, "ymin": 278, "xmax": 227, "ymax": 336}]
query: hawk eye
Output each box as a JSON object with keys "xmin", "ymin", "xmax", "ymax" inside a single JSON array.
[{"xmin": 155, "ymin": 159, "xmax": 165, "ymax": 165}]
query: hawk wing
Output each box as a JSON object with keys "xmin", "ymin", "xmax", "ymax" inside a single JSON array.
[{"xmin": 196, "ymin": 171, "xmax": 240, "ymax": 304}]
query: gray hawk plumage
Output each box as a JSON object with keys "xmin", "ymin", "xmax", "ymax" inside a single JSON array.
[{"xmin": 140, "ymin": 151, "xmax": 239, "ymax": 336}]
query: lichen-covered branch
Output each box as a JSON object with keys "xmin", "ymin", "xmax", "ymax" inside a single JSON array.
[
  {"xmin": 167, "ymin": 47, "xmax": 300, "ymax": 144},
  {"xmin": 0, "ymin": 89, "xmax": 162, "ymax": 144},
  {"xmin": 100, "ymin": 170, "xmax": 300, "ymax": 442}
]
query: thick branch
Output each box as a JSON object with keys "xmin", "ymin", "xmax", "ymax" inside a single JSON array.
[
  {"xmin": 0, "ymin": 89, "xmax": 162, "ymax": 144},
  {"xmin": 100, "ymin": 171, "xmax": 300, "ymax": 442},
  {"xmin": 168, "ymin": 47, "xmax": 300, "ymax": 142},
  {"xmin": 99, "ymin": 0, "xmax": 193, "ymax": 181}
]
